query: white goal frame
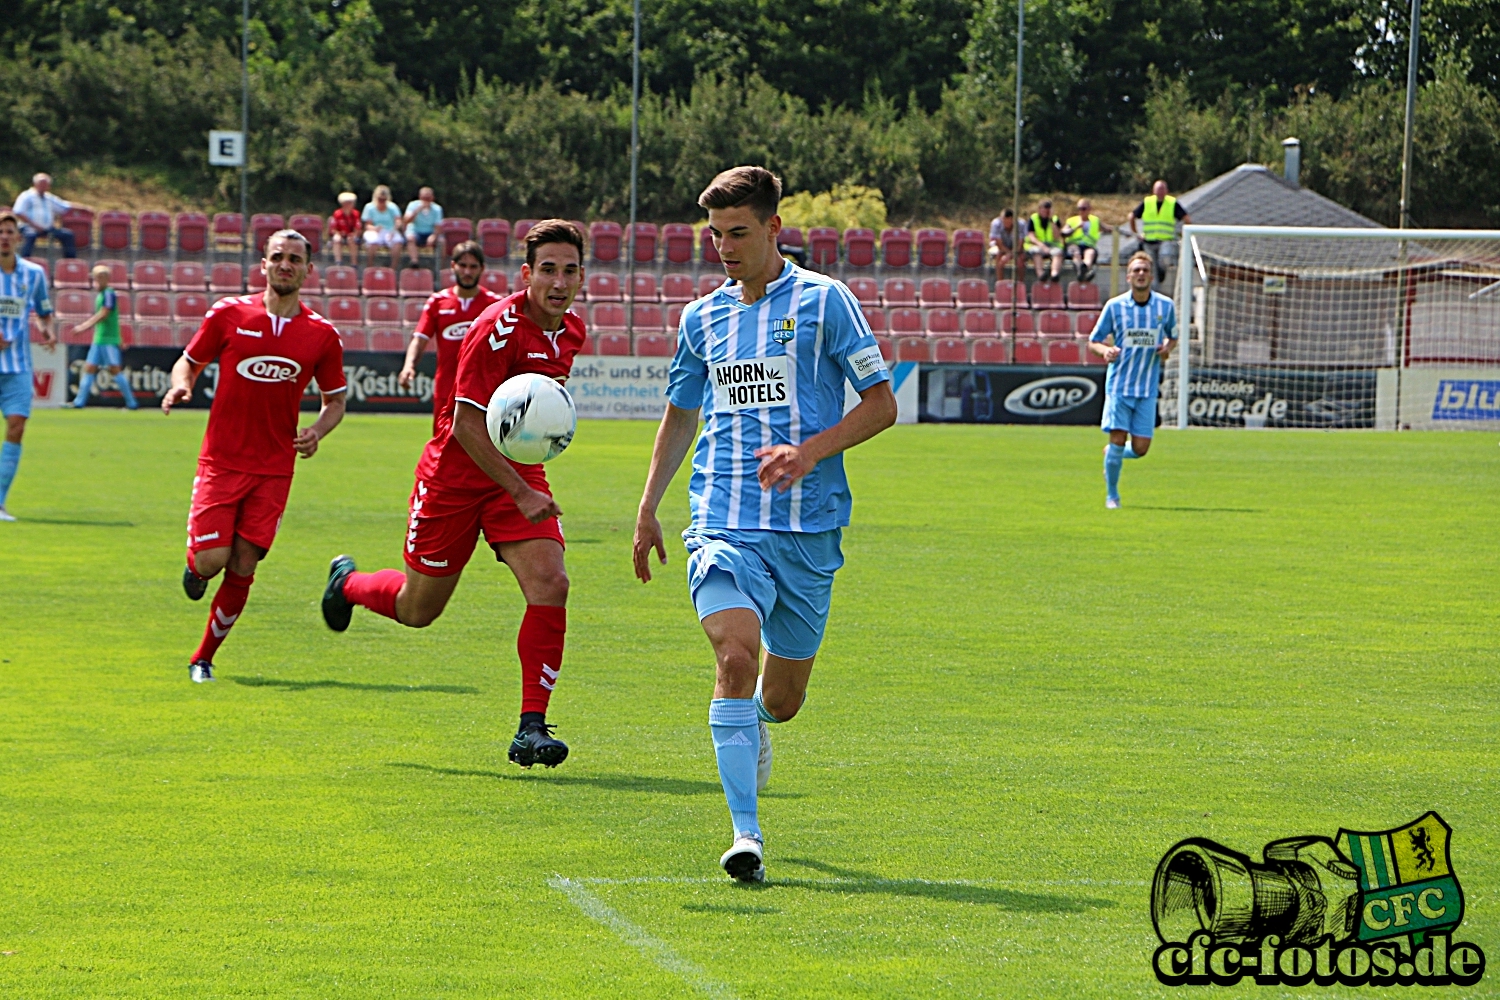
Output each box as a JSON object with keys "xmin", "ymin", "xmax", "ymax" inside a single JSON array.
[{"xmin": 1175, "ymin": 224, "xmax": 1500, "ymax": 429}]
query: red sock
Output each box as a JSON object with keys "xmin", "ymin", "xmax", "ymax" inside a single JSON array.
[
  {"xmin": 344, "ymin": 569, "xmax": 405, "ymax": 621},
  {"xmin": 191, "ymin": 570, "xmax": 253, "ymax": 663},
  {"xmin": 518, "ymin": 605, "xmax": 566, "ymax": 715}
]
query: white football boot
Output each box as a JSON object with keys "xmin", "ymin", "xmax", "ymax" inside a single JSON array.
[{"xmin": 720, "ymin": 834, "xmax": 765, "ymax": 883}]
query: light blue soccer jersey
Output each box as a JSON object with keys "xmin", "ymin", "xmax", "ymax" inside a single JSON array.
[
  {"xmin": 667, "ymin": 261, "xmax": 891, "ymax": 533},
  {"xmin": 0, "ymin": 258, "xmax": 52, "ymax": 375},
  {"xmin": 1090, "ymin": 290, "xmax": 1177, "ymax": 398}
]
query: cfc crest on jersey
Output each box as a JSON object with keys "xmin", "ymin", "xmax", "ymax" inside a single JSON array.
[{"xmin": 772, "ymin": 317, "xmax": 796, "ymax": 344}]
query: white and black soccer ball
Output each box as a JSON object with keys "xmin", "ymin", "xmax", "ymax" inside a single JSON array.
[{"xmin": 485, "ymin": 373, "xmax": 577, "ymax": 464}]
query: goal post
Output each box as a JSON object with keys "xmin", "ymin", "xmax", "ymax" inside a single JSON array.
[{"xmin": 1172, "ymin": 225, "xmax": 1500, "ymax": 430}]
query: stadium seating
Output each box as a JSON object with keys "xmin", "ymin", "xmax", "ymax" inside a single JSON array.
[
  {"xmin": 109, "ymin": 291, "xmax": 133, "ymax": 318},
  {"xmin": 60, "ymin": 208, "xmax": 93, "ymax": 250},
  {"xmin": 919, "ymin": 278, "xmax": 953, "ymax": 307},
  {"xmin": 591, "ymin": 303, "xmax": 627, "ymax": 331},
  {"xmin": 1038, "ymin": 310, "xmax": 1072, "ymax": 335},
  {"xmin": 848, "ymin": 277, "xmax": 879, "ymax": 306},
  {"xmin": 173, "ymin": 324, "xmax": 196, "ymax": 347},
  {"xmin": 139, "ymin": 212, "xmax": 171, "ymax": 253},
  {"xmin": 632, "ymin": 304, "xmax": 664, "ymax": 329},
  {"xmin": 972, "ymin": 337, "xmax": 1011, "ymax": 364},
  {"xmin": 97, "ymin": 260, "xmax": 129, "ymax": 287},
  {"xmin": 213, "ymin": 213, "xmax": 243, "ymax": 248},
  {"xmin": 778, "ymin": 227, "xmax": 803, "ymax": 249},
  {"xmin": 132, "ymin": 324, "xmax": 174, "ymax": 347},
  {"xmin": 361, "ymin": 267, "xmax": 397, "ymax": 296},
  {"xmin": 962, "ymin": 309, "xmax": 998, "ymax": 337},
  {"xmin": 1076, "ymin": 310, "xmax": 1099, "ymax": 336},
  {"xmin": 513, "ymin": 220, "xmax": 537, "ymax": 246},
  {"xmin": 369, "ymin": 329, "xmax": 406, "ymax": 352},
  {"xmin": 895, "ymin": 336, "xmax": 931, "ymax": 362},
  {"xmin": 399, "ymin": 269, "xmax": 434, "ymax": 297},
  {"xmin": 925, "ymin": 308, "xmax": 959, "ymax": 336},
  {"xmin": 176, "ymin": 213, "xmax": 208, "ymax": 253},
  {"xmin": 883, "ymin": 278, "xmax": 917, "ymax": 306},
  {"xmin": 53, "ymin": 259, "xmax": 92, "ymax": 289},
  {"xmin": 1013, "ymin": 338, "xmax": 1045, "ymax": 363},
  {"xmin": 862, "ymin": 306, "xmax": 887, "ymax": 334},
  {"xmin": 98, "ymin": 211, "xmax": 132, "ymax": 252},
  {"xmin": 478, "ymin": 219, "xmax": 511, "ymax": 259},
  {"xmin": 321, "ymin": 265, "xmax": 357, "ymax": 294},
  {"xmin": 596, "ymin": 332, "xmax": 631, "ymax": 356},
  {"xmin": 874, "ymin": 335, "xmax": 894, "ymax": 362},
  {"xmin": 132, "ymin": 261, "xmax": 169, "ymax": 291},
  {"xmin": 248, "ymin": 269, "xmax": 267, "ymax": 292},
  {"xmin": 437, "ymin": 217, "xmax": 473, "ymax": 257},
  {"xmin": 1047, "ymin": 339, "xmax": 1083, "ymax": 364},
  {"xmin": 630, "ymin": 274, "xmax": 659, "ymax": 302},
  {"xmin": 634, "ymin": 333, "xmax": 672, "ymax": 356},
  {"xmin": 933, "ymin": 337, "xmax": 970, "ymax": 363},
  {"xmin": 956, "ymin": 279, "xmax": 992, "ymax": 308},
  {"xmin": 880, "ymin": 228, "xmax": 912, "ymax": 267},
  {"xmin": 341, "ymin": 330, "xmax": 370, "ymax": 351},
  {"xmin": 1030, "ymin": 281, "xmax": 1065, "ymax": 309},
  {"xmin": 588, "ymin": 273, "xmax": 623, "ymax": 302},
  {"xmin": 174, "ymin": 293, "xmax": 209, "ymax": 323},
  {"xmin": 808, "ymin": 228, "xmax": 839, "ymax": 266},
  {"xmin": 289, "ymin": 214, "xmax": 323, "ymax": 255},
  {"xmin": 663, "ymin": 224, "xmax": 694, "ymax": 264},
  {"xmin": 844, "ymin": 229, "xmax": 875, "ymax": 267},
  {"xmin": 630, "ymin": 223, "xmax": 659, "ymax": 262},
  {"xmin": 700, "ymin": 227, "xmax": 721, "ymax": 265},
  {"xmin": 397, "ymin": 298, "xmax": 422, "ymax": 325},
  {"xmin": 481, "ymin": 270, "xmax": 509, "ymax": 296},
  {"xmin": 662, "ymin": 273, "xmax": 694, "ymax": 303},
  {"xmin": 698, "ymin": 274, "xmax": 723, "ymax": 298},
  {"xmin": 666, "ymin": 303, "xmax": 684, "ymax": 329},
  {"xmin": 325, "ymin": 297, "xmax": 363, "ymax": 325},
  {"xmin": 889, "ymin": 308, "xmax": 922, "ymax": 335},
  {"xmin": 994, "ymin": 279, "xmax": 1029, "ymax": 308},
  {"xmin": 1066, "ymin": 281, "xmax": 1101, "ymax": 309},
  {"xmin": 916, "ymin": 229, "xmax": 947, "ymax": 268},
  {"xmin": 577, "ymin": 332, "xmax": 596, "ymax": 355},
  {"xmin": 441, "ymin": 271, "xmax": 456, "ymax": 289},
  {"xmin": 366, "ymin": 297, "xmax": 401, "ymax": 327},
  {"xmin": 252, "ymin": 214, "xmax": 285, "ymax": 252},
  {"xmin": 1087, "ymin": 341, "xmax": 1107, "ymax": 364},
  {"xmin": 1001, "ymin": 310, "xmax": 1035, "ymax": 334},
  {"xmin": 952, "ymin": 229, "xmax": 985, "ymax": 270},
  {"xmin": 301, "ymin": 267, "xmax": 323, "ymax": 295},
  {"xmin": 590, "ymin": 222, "xmax": 622, "ymax": 262},
  {"xmin": 54, "ymin": 290, "xmax": 94, "ymax": 318},
  {"xmin": 133, "ymin": 291, "xmax": 170, "ymax": 320}
]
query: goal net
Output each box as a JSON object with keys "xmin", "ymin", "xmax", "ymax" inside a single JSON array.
[{"xmin": 1168, "ymin": 226, "xmax": 1500, "ymax": 430}]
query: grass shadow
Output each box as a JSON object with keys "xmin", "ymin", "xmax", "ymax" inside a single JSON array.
[
  {"xmin": 757, "ymin": 857, "xmax": 1117, "ymax": 913},
  {"xmin": 16, "ymin": 517, "xmax": 135, "ymax": 527},
  {"xmin": 682, "ymin": 902, "xmax": 781, "ymax": 915},
  {"xmin": 388, "ymin": 761, "xmax": 722, "ymax": 796},
  {"xmin": 232, "ymin": 676, "xmax": 479, "ymax": 695},
  {"xmin": 1130, "ymin": 506, "xmax": 1262, "ymax": 513}
]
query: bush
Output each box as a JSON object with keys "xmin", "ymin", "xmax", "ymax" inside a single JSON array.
[{"xmin": 778, "ymin": 185, "xmax": 889, "ymax": 232}]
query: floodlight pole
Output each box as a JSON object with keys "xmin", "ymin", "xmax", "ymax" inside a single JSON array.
[
  {"xmin": 1398, "ymin": 0, "xmax": 1420, "ymax": 231},
  {"xmin": 240, "ymin": 0, "xmax": 250, "ymax": 292},
  {"xmin": 626, "ymin": 0, "xmax": 641, "ymax": 340},
  {"xmin": 1011, "ymin": 0, "xmax": 1024, "ymax": 332}
]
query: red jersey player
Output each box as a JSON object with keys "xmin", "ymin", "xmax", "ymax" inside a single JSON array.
[
  {"xmin": 164, "ymin": 231, "xmax": 348, "ymax": 683},
  {"xmin": 398, "ymin": 240, "xmax": 502, "ymax": 432},
  {"xmin": 320, "ymin": 220, "xmax": 587, "ymax": 768}
]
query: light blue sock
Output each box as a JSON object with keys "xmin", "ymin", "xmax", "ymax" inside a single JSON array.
[
  {"xmin": 710, "ymin": 698, "xmax": 760, "ymax": 839},
  {"xmin": 74, "ymin": 372, "xmax": 95, "ymax": 407},
  {"xmin": 1123, "ymin": 440, "xmax": 1145, "ymax": 459},
  {"xmin": 1104, "ymin": 443, "xmax": 1125, "ymax": 501},
  {"xmin": 114, "ymin": 370, "xmax": 137, "ymax": 409},
  {"xmin": 0, "ymin": 441, "xmax": 20, "ymax": 508}
]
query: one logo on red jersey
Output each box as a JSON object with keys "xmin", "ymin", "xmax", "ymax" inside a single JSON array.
[
  {"xmin": 236, "ymin": 355, "xmax": 303, "ymax": 383},
  {"xmin": 441, "ymin": 321, "xmax": 472, "ymax": 341}
]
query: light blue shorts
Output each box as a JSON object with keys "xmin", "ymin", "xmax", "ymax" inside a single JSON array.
[
  {"xmin": 1102, "ymin": 393, "xmax": 1157, "ymax": 438},
  {"xmin": 686, "ymin": 527, "xmax": 844, "ymax": 661},
  {"xmin": 0, "ymin": 372, "xmax": 32, "ymax": 418},
  {"xmin": 85, "ymin": 343, "xmax": 123, "ymax": 368}
]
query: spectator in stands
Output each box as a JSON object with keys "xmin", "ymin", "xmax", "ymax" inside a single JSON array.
[
  {"xmin": 13, "ymin": 173, "xmax": 92, "ymax": 259},
  {"xmin": 1025, "ymin": 199, "xmax": 1065, "ymax": 282},
  {"xmin": 69, "ymin": 265, "xmax": 137, "ymax": 410},
  {"xmin": 361, "ymin": 185, "xmax": 404, "ymax": 265},
  {"xmin": 328, "ymin": 192, "xmax": 362, "ymax": 265},
  {"xmin": 987, "ymin": 208, "xmax": 1019, "ymax": 277},
  {"xmin": 1129, "ymin": 180, "xmax": 1191, "ymax": 286},
  {"xmin": 402, "ymin": 187, "xmax": 444, "ymax": 267},
  {"xmin": 1061, "ymin": 198, "xmax": 1112, "ymax": 283}
]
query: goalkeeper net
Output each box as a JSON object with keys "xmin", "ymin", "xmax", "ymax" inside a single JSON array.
[{"xmin": 1168, "ymin": 226, "xmax": 1500, "ymax": 430}]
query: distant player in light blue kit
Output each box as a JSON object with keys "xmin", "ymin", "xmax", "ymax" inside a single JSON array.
[
  {"xmin": 1089, "ymin": 251, "xmax": 1177, "ymax": 508},
  {"xmin": 0, "ymin": 210, "xmax": 58, "ymax": 521},
  {"xmin": 633, "ymin": 167, "xmax": 897, "ymax": 882}
]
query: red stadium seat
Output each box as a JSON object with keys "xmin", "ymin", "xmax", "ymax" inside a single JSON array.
[
  {"xmin": 971, "ymin": 337, "xmax": 1011, "ymax": 364},
  {"xmin": 369, "ymin": 329, "xmax": 407, "ymax": 352},
  {"xmin": 875, "ymin": 335, "xmax": 895, "ymax": 362},
  {"xmin": 844, "ymin": 228, "xmax": 875, "ymax": 267},
  {"xmin": 362, "ymin": 267, "xmax": 397, "ymax": 296},
  {"xmin": 588, "ymin": 273, "xmax": 623, "ymax": 302},
  {"xmin": 700, "ymin": 226, "xmax": 721, "ymax": 265},
  {"xmin": 300, "ymin": 267, "xmax": 323, "ymax": 295},
  {"xmin": 131, "ymin": 323, "xmax": 174, "ymax": 347},
  {"xmin": 212, "ymin": 213, "xmax": 244, "ymax": 248},
  {"xmin": 251, "ymin": 214, "xmax": 285, "ymax": 252},
  {"xmin": 861, "ymin": 306, "xmax": 888, "ymax": 334},
  {"xmin": 952, "ymin": 229, "xmax": 986, "ymax": 270},
  {"xmin": 916, "ymin": 228, "xmax": 948, "ymax": 268},
  {"xmin": 481, "ymin": 270, "xmax": 509, "ymax": 296},
  {"xmin": 111, "ymin": 291, "xmax": 132, "ymax": 318},
  {"xmin": 288, "ymin": 214, "xmax": 323, "ymax": 255},
  {"xmin": 634, "ymin": 333, "xmax": 672, "ymax": 356},
  {"xmin": 97, "ymin": 260, "xmax": 128, "ymax": 287},
  {"xmin": 1038, "ymin": 310, "xmax": 1073, "ymax": 335},
  {"xmin": 176, "ymin": 212, "xmax": 208, "ymax": 254},
  {"xmin": 663, "ymin": 223, "xmax": 694, "ymax": 265},
  {"xmin": 882, "ymin": 278, "xmax": 917, "ymax": 306},
  {"xmin": 577, "ymin": 332, "xmax": 596, "ymax": 355},
  {"xmin": 662, "ymin": 273, "xmax": 695, "ymax": 303},
  {"xmin": 98, "ymin": 211, "xmax": 132, "ymax": 252},
  {"xmin": 366, "ymin": 297, "xmax": 401, "ymax": 327},
  {"xmin": 888, "ymin": 308, "xmax": 922, "ymax": 335},
  {"xmin": 1030, "ymin": 280, "xmax": 1065, "ymax": 309},
  {"xmin": 962, "ymin": 309, "xmax": 998, "ymax": 337},
  {"xmin": 995, "ymin": 279, "xmax": 1029, "ymax": 308},
  {"xmin": 60, "ymin": 208, "xmax": 93, "ymax": 250},
  {"xmin": 596, "ymin": 332, "xmax": 631, "ymax": 356},
  {"xmin": 478, "ymin": 219, "xmax": 511, "ymax": 259},
  {"xmin": 1076, "ymin": 310, "xmax": 1100, "ymax": 336},
  {"xmin": 666, "ymin": 302, "xmax": 685, "ymax": 329},
  {"xmin": 174, "ymin": 293, "xmax": 209, "ymax": 323},
  {"xmin": 847, "ymin": 277, "xmax": 879, "ymax": 306},
  {"xmin": 173, "ymin": 325, "xmax": 197, "ymax": 347},
  {"xmin": 630, "ymin": 223, "xmax": 659, "ymax": 262},
  {"xmin": 170, "ymin": 262, "xmax": 206, "ymax": 292},
  {"xmin": 632, "ymin": 304, "xmax": 664, "ymax": 330},
  {"xmin": 808, "ymin": 227, "xmax": 839, "ymax": 266},
  {"xmin": 880, "ymin": 228, "xmax": 912, "ymax": 267},
  {"xmin": 698, "ymin": 274, "xmax": 724, "ymax": 298},
  {"xmin": 399, "ymin": 269, "xmax": 434, "ymax": 297},
  {"xmin": 590, "ymin": 221, "xmax": 622, "ymax": 263},
  {"xmin": 629, "ymin": 274, "xmax": 658, "ymax": 302},
  {"xmin": 441, "ymin": 270, "xmax": 456, "ymax": 289},
  {"xmin": 208, "ymin": 263, "xmax": 241, "ymax": 295},
  {"xmin": 325, "ymin": 296, "xmax": 363, "ymax": 324},
  {"xmin": 438, "ymin": 217, "xmax": 473, "ymax": 257},
  {"xmin": 402, "ymin": 298, "xmax": 426, "ymax": 325},
  {"xmin": 512, "ymin": 220, "xmax": 537, "ymax": 245},
  {"xmin": 248, "ymin": 268, "xmax": 267, "ymax": 293},
  {"xmin": 133, "ymin": 292, "xmax": 171, "ymax": 319},
  {"xmin": 54, "ymin": 290, "xmax": 94, "ymax": 317},
  {"xmin": 591, "ymin": 303, "xmax": 627, "ymax": 331},
  {"xmin": 1046, "ymin": 339, "xmax": 1083, "ymax": 364},
  {"xmin": 340, "ymin": 330, "xmax": 370, "ymax": 351},
  {"xmin": 778, "ymin": 227, "xmax": 804, "ymax": 249},
  {"xmin": 53, "ymin": 259, "xmax": 92, "ymax": 289},
  {"xmin": 322, "ymin": 265, "xmax": 358, "ymax": 294},
  {"xmin": 895, "ymin": 336, "xmax": 931, "ymax": 362},
  {"xmin": 132, "ymin": 261, "xmax": 169, "ymax": 291},
  {"xmin": 932, "ymin": 337, "xmax": 970, "ymax": 363},
  {"xmin": 139, "ymin": 212, "xmax": 171, "ymax": 254},
  {"xmin": 1013, "ymin": 338, "xmax": 1045, "ymax": 364},
  {"xmin": 957, "ymin": 278, "xmax": 992, "ymax": 308},
  {"xmin": 301, "ymin": 296, "xmax": 327, "ymax": 317},
  {"xmin": 925, "ymin": 308, "xmax": 959, "ymax": 335},
  {"xmin": 61, "ymin": 321, "xmax": 94, "ymax": 345},
  {"xmin": 1066, "ymin": 281, "xmax": 1101, "ymax": 309},
  {"xmin": 1000, "ymin": 309, "xmax": 1035, "ymax": 334},
  {"xmin": 919, "ymin": 279, "xmax": 953, "ymax": 307},
  {"xmin": 1087, "ymin": 340, "xmax": 1108, "ymax": 364}
]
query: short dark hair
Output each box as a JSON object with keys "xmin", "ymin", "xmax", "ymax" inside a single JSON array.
[
  {"xmin": 265, "ymin": 228, "xmax": 312, "ymax": 258},
  {"xmin": 1001, "ymin": 208, "xmax": 1015, "ymax": 217},
  {"xmin": 525, "ymin": 219, "xmax": 585, "ymax": 267},
  {"xmin": 0, "ymin": 211, "xmax": 17, "ymax": 231},
  {"xmin": 697, "ymin": 166, "xmax": 782, "ymax": 222},
  {"xmin": 1038, "ymin": 199, "xmax": 1053, "ymax": 209},
  {"xmin": 450, "ymin": 240, "xmax": 484, "ymax": 267}
]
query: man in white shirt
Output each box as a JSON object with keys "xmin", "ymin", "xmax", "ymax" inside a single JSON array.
[{"xmin": 13, "ymin": 174, "xmax": 92, "ymax": 259}]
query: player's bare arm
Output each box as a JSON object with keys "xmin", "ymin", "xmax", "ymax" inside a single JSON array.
[
  {"xmin": 1157, "ymin": 337, "xmax": 1177, "ymax": 361},
  {"xmin": 293, "ymin": 390, "xmax": 347, "ymax": 458},
  {"xmin": 633, "ymin": 402, "xmax": 701, "ymax": 582},
  {"xmin": 1090, "ymin": 336, "xmax": 1121, "ymax": 362},
  {"xmin": 161, "ymin": 354, "xmax": 207, "ymax": 413},
  {"xmin": 451, "ymin": 402, "xmax": 561, "ymax": 523},
  {"xmin": 399, "ymin": 333, "xmax": 428, "ymax": 388},
  {"xmin": 754, "ymin": 382, "xmax": 896, "ymax": 492}
]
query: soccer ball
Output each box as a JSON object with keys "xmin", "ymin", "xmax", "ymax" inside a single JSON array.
[{"xmin": 485, "ymin": 373, "xmax": 576, "ymax": 464}]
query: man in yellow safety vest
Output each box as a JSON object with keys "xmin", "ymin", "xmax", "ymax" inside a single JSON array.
[
  {"xmin": 1024, "ymin": 199, "xmax": 1064, "ymax": 282},
  {"xmin": 1061, "ymin": 198, "xmax": 1112, "ymax": 283},
  {"xmin": 1128, "ymin": 180, "xmax": 1191, "ymax": 286}
]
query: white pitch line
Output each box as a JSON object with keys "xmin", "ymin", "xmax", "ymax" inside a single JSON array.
[
  {"xmin": 547, "ymin": 876, "xmax": 741, "ymax": 1000},
  {"xmin": 575, "ymin": 875, "xmax": 1148, "ymax": 888}
]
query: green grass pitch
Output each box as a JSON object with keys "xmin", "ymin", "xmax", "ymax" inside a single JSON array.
[{"xmin": 2, "ymin": 410, "xmax": 1497, "ymax": 998}]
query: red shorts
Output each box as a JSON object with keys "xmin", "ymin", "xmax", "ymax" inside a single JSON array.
[
  {"xmin": 403, "ymin": 466, "xmax": 564, "ymax": 577},
  {"xmin": 186, "ymin": 463, "xmax": 292, "ymax": 556}
]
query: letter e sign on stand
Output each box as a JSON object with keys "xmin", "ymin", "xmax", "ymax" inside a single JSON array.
[{"xmin": 208, "ymin": 131, "xmax": 245, "ymax": 167}]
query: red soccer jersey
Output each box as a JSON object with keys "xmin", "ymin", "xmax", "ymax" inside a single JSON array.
[
  {"xmin": 185, "ymin": 295, "xmax": 347, "ymax": 476},
  {"xmin": 414, "ymin": 285, "xmax": 504, "ymax": 428},
  {"xmin": 414, "ymin": 290, "xmax": 586, "ymax": 495}
]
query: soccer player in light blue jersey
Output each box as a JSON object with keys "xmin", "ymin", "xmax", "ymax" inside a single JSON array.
[
  {"xmin": 0, "ymin": 211, "xmax": 57, "ymax": 522},
  {"xmin": 1089, "ymin": 251, "xmax": 1177, "ymax": 508},
  {"xmin": 633, "ymin": 167, "xmax": 897, "ymax": 882}
]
